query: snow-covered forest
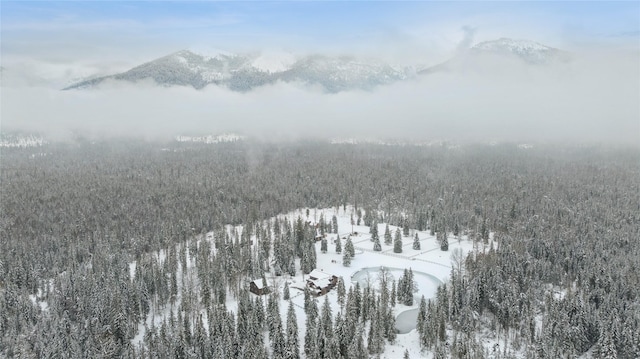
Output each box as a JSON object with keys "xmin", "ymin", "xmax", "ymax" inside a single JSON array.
[{"xmin": 1, "ymin": 140, "xmax": 639, "ymax": 358}]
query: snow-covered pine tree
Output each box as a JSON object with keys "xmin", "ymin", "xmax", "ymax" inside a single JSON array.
[
  {"xmin": 413, "ymin": 232, "xmax": 420, "ymax": 250},
  {"xmin": 373, "ymin": 235, "xmax": 381, "ymax": 251},
  {"xmin": 335, "ymin": 236, "xmax": 342, "ymax": 254},
  {"xmin": 390, "ymin": 280, "xmax": 396, "ymax": 307},
  {"xmin": 337, "ymin": 277, "xmax": 346, "ymax": 307},
  {"xmin": 332, "ymin": 215, "xmax": 338, "ymax": 234},
  {"xmin": 319, "ymin": 213, "xmax": 325, "ymax": 236},
  {"xmin": 384, "ymin": 223, "xmax": 392, "ymax": 245},
  {"xmin": 439, "ymin": 231, "xmax": 448, "ymax": 251},
  {"xmin": 283, "ymin": 282, "xmax": 290, "ymax": 300},
  {"xmin": 367, "ymin": 307, "xmax": 383, "ymax": 355},
  {"xmin": 370, "ymin": 219, "xmax": 378, "ymax": 237},
  {"xmin": 403, "ymin": 216, "xmax": 410, "ymax": 237},
  {"xmin": 285, "ymin": 301, "xmax": 299, "ymax": 359},
  {"xmin": 393, "ymin": 228, "xmax": 403, "ymax": 253},
  {"xmin": 343, "ymin": 237, "xmax": 355, "ymax": 267}
]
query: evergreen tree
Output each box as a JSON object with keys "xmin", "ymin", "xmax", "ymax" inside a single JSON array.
[
  {"xmin": 412, "ymin": 233, "xmax": 420, "ymax": 250},
  {"xmin": 390, "ymin": 280, "xmax": 396, "ymax": 307},
  {"xmin": 597, "ymin": 331, "xmax": 618, "ymax": 359},
  {"xmin": 373, "ymin": 235, "xmax": 382, "ymax": 252},
  {"xmin": 393, "ymin": 228, "xmax": 403, "ymax": 253},
  {"xmin": 403, "ymin": 216, "xmax": 410, "ymax": 237},
  {"xmin": 343, "ymin": 237, "xmax": 355, "ymax": 267},
  {"xmin": 347, "ymin": 325, "xmax": 368, "ymax": 359},
  {"xmin": 301, "ymin": 239, "xmax": 317, "ymax": 274},
  {"xmin": 320, "ymin": 295, "xmax": 333, "ymax": 343},
  {"xmin": 335, "ymin": 236, "xmax": 342, "ymax": 254},
  {"xmin": 304, "ymin": 315, "xmax": 317, "ymax": 358},
  {"xmin": 367, "ymin": 307, "xmax": 383, "ymax": 355},
  {"xmin": 319, "ymin": 213, "xmax": 326, "ymax": 236},
  {"xmin": 337, "ymin": 277, "xmax": 346, "ymax": 307},
  {"xmin": 332, "ymin": 215, "xmax": 338, "ymax": 234},
  {"xmin": 283, "ymin": 282, "xmax": 290, "ymax": 300},
  {"xmin": 285, "ymin": 301, "xmax": 299, "ymax": 359},
  {"xmin": 370, "ymin": 219, "xmax": 378, "ymax": 239},
  {"xmin": 384, "ymin": 224, "xmax": 392, "ymax": 246},
  {"xmin": 321, "ymin": 237, "xmax": 328, "ymax": 254},
  {"xmin": 342, "ymin": 248, "xmax": 352, "ymax": 267},
  {"xmin": 439, "ymin": 231, "xmax": 448, "ymax": 251},
  {"xmin": 481, "ymin": 219, "xmax": 489, "ymax": 244}
]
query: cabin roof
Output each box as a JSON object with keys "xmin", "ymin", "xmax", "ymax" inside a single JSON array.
[
  {"xmin": 308, "ymin": 269, "xmax": 334, "ymax": 281},
  {"xmin": 251, "ymin": 279, "xmax": 267, "ymax": 289}
]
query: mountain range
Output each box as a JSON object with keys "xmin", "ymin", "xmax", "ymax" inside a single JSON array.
[{"xmin": 63, "ymin": 38, "xmax": 568, "ymax": 93}]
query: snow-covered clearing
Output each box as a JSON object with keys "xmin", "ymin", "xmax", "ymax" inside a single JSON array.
[{"xmin": 130, "ymin": 205, "xmax": 488, "ymax": 358}]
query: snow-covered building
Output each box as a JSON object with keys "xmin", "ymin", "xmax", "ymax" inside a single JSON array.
[
  {"xmin": 306, "ymin": 269, "xmax": 338, "ymax": 296},
  {"xmin": 249, "ymin": 279, "xmax": 270, "ymax": 296}
]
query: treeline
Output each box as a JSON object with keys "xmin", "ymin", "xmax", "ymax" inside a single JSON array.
[{"xmin": 1, "ymin": 139, "xmax": 638, "ymax": 358}]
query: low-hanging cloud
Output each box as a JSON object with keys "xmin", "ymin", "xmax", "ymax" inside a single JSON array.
[{"xmin": 1, "ymin": 48, "xmax": 638, "ymax": 145}]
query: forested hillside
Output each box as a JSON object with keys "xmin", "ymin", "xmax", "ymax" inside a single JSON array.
[{"xmin": 1, "ymin": 140, "xmax": 638, "ymax": 358}]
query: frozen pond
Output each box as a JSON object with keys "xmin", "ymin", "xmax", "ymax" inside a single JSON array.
[
  {"xmin": 351, "ymin": 266, "xmax": 443, "ymax": 334},
  {"xmin": 396, "ymin": 308, "xmax": 420, "ymax": 334}
]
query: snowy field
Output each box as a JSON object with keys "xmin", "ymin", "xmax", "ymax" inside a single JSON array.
[{"xmin": 130, "ymin": 205, "xmax": 486, "ymax": 358}]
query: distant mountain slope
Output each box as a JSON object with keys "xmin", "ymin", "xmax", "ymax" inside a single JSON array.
[
  {"xmin": 63, "ymin": 38, "xmax": 568, "ymax": 92},
  {"xmin": 63, "ymin": 50, "xmax": 410, "ymax": 93},
  {"xmin": 419, "ymin": 38, "xmax": 569, "ymax": 75}
]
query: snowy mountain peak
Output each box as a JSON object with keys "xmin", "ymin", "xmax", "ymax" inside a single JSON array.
[
  {"xmin": 472, "ymin": 38, "xmax": 554, "ymax": 52},
  {"xmin": 470, "ymin": 37, "xmax": 564, "ymax": 64},
  {"xmin": 418, "ymin": 37, "xmax": 568, "ymax": 75}
]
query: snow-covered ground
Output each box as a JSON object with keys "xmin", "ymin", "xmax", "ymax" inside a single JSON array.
[{"xmin": 130, "ymin": 205, "xmax": 487, "ymax": 358}]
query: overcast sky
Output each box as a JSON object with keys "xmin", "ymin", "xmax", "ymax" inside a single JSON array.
[{"xmin": 1, "ymin": 1, "xmax": 639, "ymax": 144}]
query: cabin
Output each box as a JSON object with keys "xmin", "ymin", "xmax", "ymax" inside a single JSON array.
[
  {"xmin": 306, "ymin": 269, "xmax": 338, "ymax": 296},
  {"xmin": 249, "ymin": 279, "xmax": 270, "ymax": 295}
]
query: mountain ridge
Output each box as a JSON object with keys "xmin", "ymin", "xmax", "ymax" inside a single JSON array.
[{"xmin": 63, "ymin": 38, "xmax": 568, "ymax": 92}]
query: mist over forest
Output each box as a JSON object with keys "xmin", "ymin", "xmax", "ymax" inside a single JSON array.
[{"xmin": 2, "ymin": 44, "xmax": 638, "ymax": 145}]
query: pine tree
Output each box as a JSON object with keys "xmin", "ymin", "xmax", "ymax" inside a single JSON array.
[
  {"xmin": 439, "ymin": 231, "xmax": 448, "ymax": 251},
  {"xmin": 283, "ymin": 282, "xmax": 290, "ymax": 300},
  {"xmin": 390, "ymin": 280, "xmax": 396, "ymax": 307},
  {"xmin": 320, "ymin": 295, "xmax": 333, "ymax": 342},
  {"xmin": 332, "ymin": 215, "xmax": 339, "ymax": 234},
  {"xmin": 337, "ymin": 277, "xmax": 346, "ymax": 307},
  {"xmin": 384, "ymin": 224, "xmax": 392, "ymax": 245},
  {"xmin": 481, "ymin": 219, "xmax": 489, "ymax": 244},
  {"xmin": 367, "ymin": 307, "xmax": 383, "ymax": 355},
  {"xmin": 285, "ymin": 301, "xmax": 299, "ymax": 359},
  {"xmin": 342, "ymin": 248, "xmax": 352, "ymax": 267},
  {"xmin": 413, "ymin": 233, "xmax": 420, "ymax": 250},
  {"xmin": 319, "ymin": 213, "xmax": 326, "ymax": 236},
  {"xmin": 398, "ymin": 268, "xmax": 416, "ymax": 306},
  {"xmin": 598, "ymin": 331, "xmax": 618, "ymax": 359},
  {"xmin": 348, "ymin": 325, "xmax": 368, "ymax": 359},
  {"xmin": 370, "ymin": 219, "xmax": 378, "ymax": 238},
  {"xmin": 373, "ymin": 235, "xmax": 382, "ymax": 252},
  {"xmin": 321, "ymin": 237, "xmax": 328, "ymax": 253},
  {"xmin": 393, "ymin": 228, "xmax": 403, "ymax": 253},
  {"xmin": 404, "ymin": 349, "xmax": 410, "ymax": 359},
  {"xmin": 343, "ymin": 237, "xmax": 355, "ymax": 267},
  {"xmin": 335, "ymin": 236, "xmax": 342, "ymax": 254},
  {"xmin": 403, "ymin": 216, "xmax": 410, "ymax": 237},
  {"xmin": 304, "ymin": 315, "xmax": 317, "ymax": 358}
]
